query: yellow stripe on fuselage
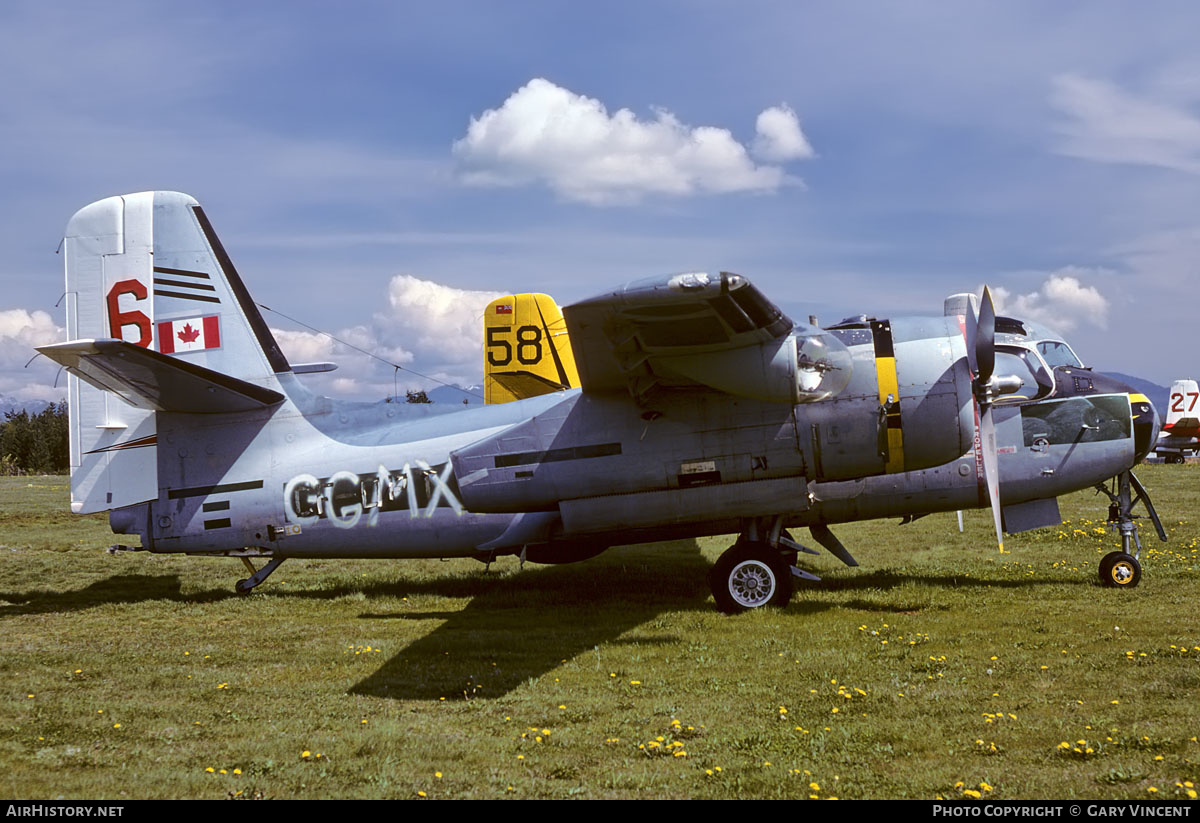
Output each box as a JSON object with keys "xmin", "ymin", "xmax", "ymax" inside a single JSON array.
[{"xmin": 875, "ymin": 355, "xmax": 905, "ymax": 473}]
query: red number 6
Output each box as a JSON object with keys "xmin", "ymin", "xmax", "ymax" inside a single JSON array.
[{"xmin": 106, "ymin": 280, "xmax": 152, "ymax": 348}]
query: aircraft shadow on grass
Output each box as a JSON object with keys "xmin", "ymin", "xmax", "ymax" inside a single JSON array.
[
  {"xmin": 346, "ymin": 542, "xmax": 1088, "ymax": 702},
  {"xmin": 0, "ymin": 574, "xmax": 230, "ymax": 617},
  {"xmin": 1, "ymin": 542, "xmax": 1091, "ymax": 699},
  {"xmin": 348, "ymin": 540, "xmax": 714, "ymax": 701}
]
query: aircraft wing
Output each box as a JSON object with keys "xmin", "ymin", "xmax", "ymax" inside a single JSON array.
[
  {"xmin": 38, "ymin": 339, "xmax": 284, "ymax": 414},
  {"xmin": 561, "ymin": 272, "xmax": 800, "ymax": 400}
]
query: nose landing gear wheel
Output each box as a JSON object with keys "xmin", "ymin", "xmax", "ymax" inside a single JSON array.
[
  {"xmin": 709, "ymin": 541, "xmax": 793, "ymax": 614},
  {"xmin": 1099, "ymin": 551, "xmax": 1141, "ymax": 588}
]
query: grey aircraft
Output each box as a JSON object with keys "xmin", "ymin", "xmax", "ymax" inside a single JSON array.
[{"xmin": 38, "ymin": 191, "xmax": 1165, "ymax": 613}]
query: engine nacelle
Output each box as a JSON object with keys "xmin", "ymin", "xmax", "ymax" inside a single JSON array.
[{"xmin": 653, "ymin": 327, "xmax": 852, "ymax": 404}]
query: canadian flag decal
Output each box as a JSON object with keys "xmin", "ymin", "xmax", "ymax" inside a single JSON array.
[{"xmin": 158, "ymin": 316, "xmax": 221, "ymax": 354}]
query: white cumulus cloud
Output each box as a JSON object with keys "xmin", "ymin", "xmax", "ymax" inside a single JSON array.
[
  {"xmin": 377, "ymin": 275, "xmax": 504, "ymax": 366},
  {"xmin": 269, "ymin": 275, "xmax": 502, "ymax": 399},
  {"xmin": 991, "ymin": 269, "xmax": 1111, "ymax": 333},
  {"xmin": 0, "ymin": 309, "xmax": 61, "ymax": 356},
  {"xmin": 0, "ymin": 308, "xmax": 65, "ymax": 401},
  {"xmin": 752, "ymin": 104, "xmax": 815, "ymax": 163},
  {"xmin": 452, "ymin": 78, "xmax": 812, "ymax": 204}
]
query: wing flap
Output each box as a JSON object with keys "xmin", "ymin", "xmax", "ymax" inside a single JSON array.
[{"xmin": 38, "ymin": 339, "xmax": 284, "ymax": 414}]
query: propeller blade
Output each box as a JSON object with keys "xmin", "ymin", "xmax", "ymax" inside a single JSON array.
[
  {"xmin": 979, "ymin": 402, "xmax": 1005, "ymax": 552},
  {"xmin": 976, "ymin": 285, "xmax": 996, "ymax": 385}
]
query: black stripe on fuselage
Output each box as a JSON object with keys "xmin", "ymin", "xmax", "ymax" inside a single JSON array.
[
  {"xmin": 871, "ymin": 319, "xmax": 895, "ymax": 359},
  {"xmin": 494, "ymin": 442, "xmax": 621, "ymax": 468},
  {"xmin": 168, "ymin": 480, "xmax": 264, "ymax": 500}
]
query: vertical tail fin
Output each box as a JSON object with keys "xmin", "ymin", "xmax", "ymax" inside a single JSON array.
[
  {"xmin": 1165, "ymin": 379, "xmax": 1199, "ymax": 432},
  {"xmin": 60, "ymin": 191, "xmax": 289, "ymax": 512},
  {"xmin": 483, "ymin": 293, "xmax": 578, "ymax": 404}
]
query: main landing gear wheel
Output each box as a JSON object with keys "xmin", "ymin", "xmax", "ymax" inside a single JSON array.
[
  {"xmin": 1099, "ymin": 551, "xmax": 1141, "ymax": 588},
  {"xmin": 709, "ymin": 541, "xmax": 793, "ymax": 614}
]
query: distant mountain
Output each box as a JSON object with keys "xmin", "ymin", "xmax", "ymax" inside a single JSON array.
[
  {"xmin": 0, "ymin": 395, "xmax": 52, "ymax": 417},
  {"xmin": 1105, "ymin": 373, "xmax": 1169, "ymax": 415},
  {"xmin": 425, "ymin": 384, "xmax": 484, "ymax": 405}
]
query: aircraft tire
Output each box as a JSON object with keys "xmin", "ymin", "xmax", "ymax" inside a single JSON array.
[
  {"xmin": 1099, "ymin": 551, "xmax": 1141, "ymax": 588},
  {"xmin": 1167, "ymin": 454, "xmax": 1184, "ymax": 464},
  {"xmin": 235, "ymin": 578, "xmax": 254, "ymax": 596},
  {"xmin": 709, "ymin": 542, "xmax": 793, "ymax": 614}
]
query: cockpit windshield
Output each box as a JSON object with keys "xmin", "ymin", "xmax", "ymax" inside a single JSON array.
[{"xmin": 1036, "ymin": 341, "xmax": 1083, "ymax": 369}]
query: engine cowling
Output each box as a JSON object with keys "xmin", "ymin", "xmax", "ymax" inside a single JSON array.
[{"xmin": 653, "ymin": 326, "xmax": 853, "ymax": 404}]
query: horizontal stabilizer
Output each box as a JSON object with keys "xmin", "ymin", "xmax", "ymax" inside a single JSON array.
[{"xmin": 38, "ymin": 339, "xmax": 284, "ymax": 414}]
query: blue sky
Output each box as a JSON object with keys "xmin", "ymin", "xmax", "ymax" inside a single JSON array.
[{"xmin": 3, "ymin": 1, "xmax": 1199, "ymax": 401}]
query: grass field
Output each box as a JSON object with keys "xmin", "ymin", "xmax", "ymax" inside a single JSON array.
[{"xmin": 1, "ymin": 467, "xmax": 1197, "ymax": 800}]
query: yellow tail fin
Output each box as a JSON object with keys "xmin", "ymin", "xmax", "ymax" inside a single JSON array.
[{"xmin": 484, "ymin": 293, "xmax": 579, "ymax": 404}]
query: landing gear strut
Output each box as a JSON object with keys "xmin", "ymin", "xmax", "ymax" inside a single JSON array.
[
  {"xmin": 235, "ymin": 556, "xmax": 286, "ymax": 595},
  {"xmin": 1094, "ymin": 471, "xmax": 1166, "ymax": 589}
]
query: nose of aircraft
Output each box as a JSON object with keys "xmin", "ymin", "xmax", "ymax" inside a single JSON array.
[
  {"xmin": 1051, "ymin": 368, "xmax": 1161, "ymax": 464},
  {"xmin": 1130, "ymin": 389, "xmax": 1162, "ymax": 464},
  {"xmin": 1080, "ymin": 370, "xmax": 1160, "ymax": 463}
]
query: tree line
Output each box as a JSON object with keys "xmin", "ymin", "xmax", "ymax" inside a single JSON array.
[{"xmin": 1, "ymin": 403, "xmax": 69, "ymax": 475}]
